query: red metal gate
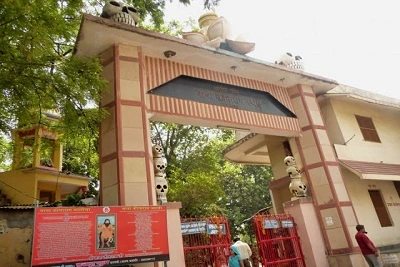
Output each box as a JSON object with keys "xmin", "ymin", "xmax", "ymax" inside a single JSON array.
[
  {"xmin": 181, "ymin": 216, "xmax": 231, "ymax": 267},
  {"xmin": 253, "ymin": 214, "xmax": 305, "ymax": 267}
]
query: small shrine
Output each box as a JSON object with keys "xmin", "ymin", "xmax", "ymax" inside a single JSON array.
[{"xmin": 0, "ymin": 112, "xmax": 90, "ymax": 205}]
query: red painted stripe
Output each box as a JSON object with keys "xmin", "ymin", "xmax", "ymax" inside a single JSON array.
[
  {"xmin": 102, "ymin": 57, "xmax": 114, "ymax": 67},
  {"xmin": 119, "ymin": 56, "xmax": 138, "ymax": 62},
  {"xmin": 120, "ymin": 100, "xmax": 142, "ymax": 106},
  {"xmin": 114, "ymin": 45, "xmax": 124, "ymax": 206},
  {"xmin": 102, "ymin": 100, "xmax": 116, "ymax": 108},
  {"xmin": 138, "ymin": 47, "xmax": 154, "ymax": 206},
  {"xmin": 269, "ymin": 176, "xmax": 291, "ymax": 189},
  {"xmin": 101, "ymin": 152, "xmax": 117, "ymax": 163}
]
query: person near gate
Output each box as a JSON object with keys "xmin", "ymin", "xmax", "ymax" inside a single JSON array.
[
  {"xmin": 232, "ymin": 237, "xmax": 252, "ymax": 267},
  {"xmin": 229, "ymin": 245, "xmax": 245, "ymax": 267},
  {"xmin": 355, "ymin": 224, "xmax": 382, "ymax": 267}
]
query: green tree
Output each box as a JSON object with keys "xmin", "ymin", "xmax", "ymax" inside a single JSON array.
[
  {"xmin": 0, "ymin": 136, "xmax": 12, "ymax": 171},
  {"xmin": 0, "ymin": 0, "xmax": 219, "ymax": 138},
  {"xmin": 61, "ymin": 130, "xmax": 99, "ymax": 197},
  {"xmin": 220, "ymin": 165, "xmax": 273, "ymax": 238},
  {"xmin": 0, "ymin": 0, "xmax": 107, "ymax": 139},
  {"xmin": 0, "ymin": 0, "xmax": 218, "ymax": 197},
  {"xmin": 151, "ymin": 122, "xmax": 228, "ymax": 216},
  {"xmin": 150, "ymin": 121, "xmax": 273, "ymax": 235}
]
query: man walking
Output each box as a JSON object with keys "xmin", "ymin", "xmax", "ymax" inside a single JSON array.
[
  {"xmin": 233, "ymin": 237, "xmax": 252, "ymax": 267},
  {"xmin": 355, "ymin": 224, "xmax": 382, "ymax": 267}
]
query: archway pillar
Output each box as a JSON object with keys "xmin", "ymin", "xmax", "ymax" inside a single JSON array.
[
  {"xmin": 287, "ymin": 84, "xmax": 365, "ymax": 266},
  {"xmin": 99, "ymin": 43, "xmax": 156, "ymax": 206},
  {"xmin": 99, "ymin": 43, "xmax": 185, "ymax": 267}
]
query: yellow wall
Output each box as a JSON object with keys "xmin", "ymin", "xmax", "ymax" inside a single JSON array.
[
  {"xmin": 269, "ymin": 139, "xmax": 309, "ymax": 213},
  {"xmin": 319, "ymin": 99, "xmax": 345, "ymax": 145},
  {"xmin": 343, "ymin": 168, "xmax": 400, "ymax": 247},
  {"xmin": 0, "ymin": 170, "xmax": 89, "ymax": 204},
  {"xmin": 271, "ymin": 186, "xmax": 293, "ymax": 214},
  {"xmin": 323, "ymin": 98, "xmax": 400, "ymax": 163},
  {"xmin": 269, "ymin": 143, "xmax": 288, "ymax": 180},
  {"xmin": 37, "ymin": 182, "xmax": 61, "ymax": 202},
  {"xmin": 0, "ymin": 171, "xmax": 37, "ymax": 204},
  {"xmin": 321, "ymin": 97, "xmax": 400, "ymax": 249},
  {"xmin": 35, "ymin": 172, "xmax": 89, "ymax": 188}
]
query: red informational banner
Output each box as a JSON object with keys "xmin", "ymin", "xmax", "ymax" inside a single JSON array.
[{"xmin": 31, "ymin": 206, "xmax": 169, "ymax": 267}]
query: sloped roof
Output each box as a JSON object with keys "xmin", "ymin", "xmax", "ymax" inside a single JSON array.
[
  {"xmin": 340, "ymin": 159, "xmax": 400, "ymax": 177},
  {"xmin": 75, "ymin": 14, "xmax": 339, "ymax": 95},
  {"xmin": 324, "ymin": 84, "xmax": 400, "ymax": 109}
]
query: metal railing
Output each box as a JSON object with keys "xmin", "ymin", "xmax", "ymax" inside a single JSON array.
[
  {"xmin": 253, "ymin": 214, "xmax": 305, "ymax": 267},
  {"xmin": 181, "ymin": 216, "xmax": 231, "ymax": 267}
]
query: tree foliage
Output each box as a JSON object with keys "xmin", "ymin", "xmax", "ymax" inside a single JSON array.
[
  {"xmin": 0, "ymin": 0, "xmax": 107, "ymax": 139},
  {"xmin": 219, "ymin": 165, "xmax": 273, "ymax": 237},
  {"xmin": 0, "ymin": 0, "xmax": 216, "ymax": 194},
  {"xmin": 0, "ymin": 136, "xmax": 12, "ymax": 171},
  {"xmin": 151, "ymin": 122, "xmax": 273, "ymax": 237},
  {"xmin": 0, "ymin": 0, "xmax": 216, "ymax": 136}
]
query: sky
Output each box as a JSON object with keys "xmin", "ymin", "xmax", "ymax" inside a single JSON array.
[{"xmin": 163, "ymin": 0, "xmax": 400, "ymax": 99}]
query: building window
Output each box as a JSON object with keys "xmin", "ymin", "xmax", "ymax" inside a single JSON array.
[
  {"xmin": 355, "ymin": 115, "xmax": 381, "ymax": 143},
  {"xmin": 368, "ymin": 190, "xmax": 392, "ymax": 227},
  {"xmin": 394, "ymin": 181, "xmax": 400, "ymax": 198}
]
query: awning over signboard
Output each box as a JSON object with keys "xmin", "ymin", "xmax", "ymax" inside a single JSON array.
[{"xmin": 339, "ymin": 159, "xmax": 400, "ymax": 181}]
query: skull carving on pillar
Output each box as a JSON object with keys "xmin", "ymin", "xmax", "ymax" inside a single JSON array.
[
  {"xmin": 152, "ymin": 144, "xmax": 168, "ymax": 204},
  {"xmin": 284, "ymin": 156, "xmax": 307, "ymax": 199},
  {"xmin": 153, "ymin": 157, "xmax": 167, "ymax": 176},
  {"xmin": 155, "ymin": 175, "xmax": 168, "ymax": 204}
]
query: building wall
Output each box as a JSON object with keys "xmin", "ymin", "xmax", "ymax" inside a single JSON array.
[
  {"xmin": 0, "ymin": 171, "xmax": 36, "ymax": 204},
  {"xmin": 0, "ymin": 209, "xmax": 33, "ymax": 267},
  {"xmin": 268, "ymin": 140, "xmax": 301, "ymax": 213},
  {"xmin": 36, "ymin": 181, "xmax": 61, "ymax": 202},
  {"xmin": 324, "ymin": 98, "xmax": 400, "ymax": 164},
  {"xmin": 321, "ymin": 97, "xmax": 400, "ymax": 257},
  {"xmin": 0, "ymin": 169, "xmax": 89, "ymax": 205},
  {"xmin": 342, "ymin": 168, "xmax": 400, "ymax": 247},
  {"xmin": 270, "ymin": 186, "xmax": 292, "ymax": 214},
  {"xmin": 319, "ymin": 99, "xmax": 345, "ymax": 145},
  {"xmin": 269, "ymin": 142, "xmax": 289, "ymax": 180}
]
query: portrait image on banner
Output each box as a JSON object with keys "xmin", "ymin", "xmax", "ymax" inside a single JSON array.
[{"xmin": 97, "ymin": 214, "xmax": 116, "ymax": 250}]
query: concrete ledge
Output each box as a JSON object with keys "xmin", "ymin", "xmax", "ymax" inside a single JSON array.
[
  {"xmin": 283, "ymin": 196, "xmax": 314, "ymax": 208},
  {"xmin": 164, "ymin": 201, "xmax": 182, "ymax": 209}
]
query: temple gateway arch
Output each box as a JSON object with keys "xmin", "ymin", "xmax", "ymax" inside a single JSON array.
[{"xmin": 74, "ymin": 14, "xmax": 364, "ymax": 267}]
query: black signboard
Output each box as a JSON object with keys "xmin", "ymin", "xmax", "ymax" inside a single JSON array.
[{"xmin": 148, "ymin": 75, "xmax": 296, "ymax": 117}]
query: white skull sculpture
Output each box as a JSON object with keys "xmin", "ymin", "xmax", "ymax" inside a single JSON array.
[
  {"xmin": 275, "ymin": 52, "xmax": 304, "ymax": 70},
  {"xmin": 152, "ymin": 144, "xmax": 164, "ymax": 158},
  {"xmin": 284, "ymin": 156, "xmax": 296, "ymax": 166},
  {"xmin": 153, "ymin": 157, "xmax": 167, "ymax": 175},
  {"xmin": 286, "ymin": 165, "xmax": 301, "ymax": 177},
  {"xmin": 101, "ymin": 1, "xmax": 139, "ymax": 26},
  {"xmin": 101, "ymin": 1, "xmax": 122, "ymax": 18},
  {"xmin": 122, "ymin": 6, "xmax": 139, "ymax": 24},
  {"xmin": 155, "ymin": 175, "xmax": 168, "ymax": 203},
  {"xmin": 292, "ymin": 55, "xmax": 304, "ymax": 70},
  {"xmin": 289, "ymin": 179, "xmax": 307, "ymax": 198}
]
